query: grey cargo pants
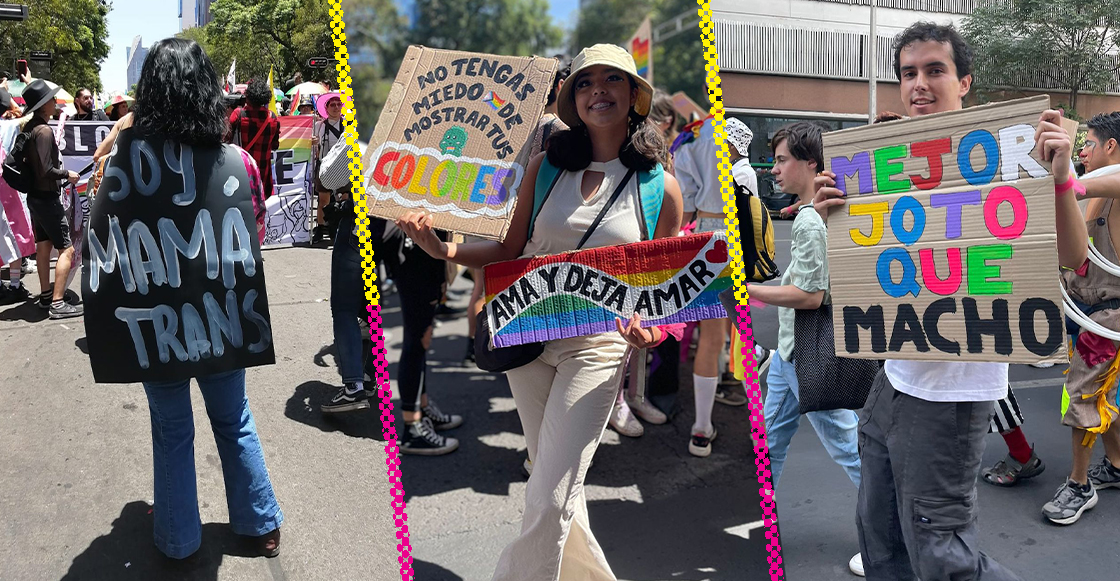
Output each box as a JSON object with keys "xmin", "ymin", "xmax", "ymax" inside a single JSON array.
[{"xmin": 856, "ymin": 369, "xmax": 1022, "ymax": 581}]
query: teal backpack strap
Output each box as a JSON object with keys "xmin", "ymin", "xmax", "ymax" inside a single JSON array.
[
  {"xmin": 637, "ymin": 163, "xmax": 665, "ymax": 240},
  {"xmin": 528, "ymin": 157, "xmax": 562, "ymax": 241}
]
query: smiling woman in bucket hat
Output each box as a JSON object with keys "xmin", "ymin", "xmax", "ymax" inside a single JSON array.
[{"xmin": 396, "ymin": 43, "xmax": 684, "ymax": 580}]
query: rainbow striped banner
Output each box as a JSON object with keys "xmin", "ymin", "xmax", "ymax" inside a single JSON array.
[
  {"xmin": 484, "ymin": 232, "xmax": 733, "ymax": 347},
  {"xmin": 278, "ymin": 115, "xmax": 314, "ymax": 163},
  {"xmin": 628, "ymin": 17, "xmax": 653, "ymax": 84}
]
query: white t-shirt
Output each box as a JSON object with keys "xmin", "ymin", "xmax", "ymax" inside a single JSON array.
[
  {"xmin": 884, "ymin": 360, "xmax": 1008, "ymax": 402},
  {"xmin": 732, "ymin": 158, "xmax": 758, "ymax": 195}
]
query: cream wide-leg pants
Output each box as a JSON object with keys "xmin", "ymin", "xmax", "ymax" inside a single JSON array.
[{"xmin": 491, "ymin": 333, "xmax": 629, "ymax": 581}]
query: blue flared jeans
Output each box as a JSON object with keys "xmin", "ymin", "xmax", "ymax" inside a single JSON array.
[{"xmin": 142, "ymin": 368, "xmax": 283, "ymax": 558}]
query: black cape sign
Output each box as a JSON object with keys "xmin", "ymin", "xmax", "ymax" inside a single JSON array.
[{"xmin": 81, "ymin": 129, "xmax": 275, "ymax": 383}]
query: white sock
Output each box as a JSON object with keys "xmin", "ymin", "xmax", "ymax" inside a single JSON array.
[
  {"xmin": 692, "ymin": 373, "xmax": 718, "ymax": 434},
  {"xmin": 346, "ymin": 380, "xmax": 364, "ymax": 393}
]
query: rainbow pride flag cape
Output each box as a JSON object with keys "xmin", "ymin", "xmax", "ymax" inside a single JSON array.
[{"xmin": 484, "ymin": 231, "xmax": 734, "ymax": 347}]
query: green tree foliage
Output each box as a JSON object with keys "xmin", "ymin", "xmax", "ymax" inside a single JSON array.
[
  {"xmin": 342, "ymin": 0, "xmax": 407, "ymax": 139},
  {"xmin": 573, "ymin": 0, "xmax": 705, "ymax": 112},
  {"xmin": 205, "ymin": 0, "xmax": 335, "ymax": 84},
  {"xmin": 410, "ymin": 0, "xmax": 561, "ymax": 57},
  {"xmin": 963, "ymin": 0, "xmax": 1120, "ymax": 116},
  {"xmin": 0, "ymin": 0, "xmax": 111, "ymax": 91},
  {"xmin": 178, "ymin": 21, "xmax": 281, "ymax": 86}
]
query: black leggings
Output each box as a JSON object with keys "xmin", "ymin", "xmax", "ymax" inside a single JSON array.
[{"xmin": 391, "ymin": 247, "xmax": 445, "ymax": 413}]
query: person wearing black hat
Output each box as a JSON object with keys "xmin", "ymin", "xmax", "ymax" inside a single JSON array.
[{"xmin": 20, "ymin": 79, "xmax": 82, "ymax": 319}]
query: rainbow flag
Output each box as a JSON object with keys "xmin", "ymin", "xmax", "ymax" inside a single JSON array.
[
  {"xmin": 486, "ymin": 91, "xmax": 506, "ymax": 111},
  {"xmin": 484, "ymin": 232, "xmax": 734, "ymax": 347},
  {"xmin": 277, "ymin": 115, "xmax": 314, "ymax": 163},
  {"xmin": 628, "ymin": 17, "xmax": 653, "ymax": 83},
  {"xmin": 632, "ymin": 37, "xmax": 650, "ymax": 78}
]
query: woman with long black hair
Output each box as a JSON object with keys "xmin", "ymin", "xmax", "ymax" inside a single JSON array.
[
  {"xmin": 398, "ymin": 44, "xmax": 684, "ymax": 581},
  {"xmin": 100, "ymin": 37, "xmax": 281, "ymax": 560}
]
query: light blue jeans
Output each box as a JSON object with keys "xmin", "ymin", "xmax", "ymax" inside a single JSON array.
[
  {"xmin": 763, "ymin": 354, "xmax": 861, "ymax": 491},
  {"xmin": 143, "ymin": 369, "xmax": 284, "ymax": 559}
]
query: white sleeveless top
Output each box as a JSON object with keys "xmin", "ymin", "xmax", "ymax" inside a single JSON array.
[{"xmin": 521, "ymin": 158, "xmax": 645, "ymax": 258}]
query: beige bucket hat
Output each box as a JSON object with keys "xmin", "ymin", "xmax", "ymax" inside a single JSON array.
[{"xmin": 557, "ymin": 44, "xmax": 654, "ymax": 128}]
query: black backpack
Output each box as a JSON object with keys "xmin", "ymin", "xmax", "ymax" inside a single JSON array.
[{"xmin": 2, "ymin": 130, "xmax": 36, "ymax": 193}]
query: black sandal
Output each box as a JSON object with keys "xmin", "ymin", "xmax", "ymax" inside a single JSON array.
[{"xmin": 983, "ymin": 449, "xmax": 1045, "ymax": 487}]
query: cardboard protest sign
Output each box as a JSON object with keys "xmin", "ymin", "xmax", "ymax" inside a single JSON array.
[
  {"xmin": 364, "ymin": 46, "xmax": 557, "ymax": 241},
  {"xmin": 263, "ymin": 115, "xmax": 315, "ymax": 247},
  {"xmin": 82, "ymin": 129, "xmax": 275, "ymax": 383},
  {"xmin": 484, "ymin": 232, "xmax": 733, "ymax": 347},
  {"xmin": 671, "ymin": 91, "xmax": 706, "ymax": 123},
  {"xmin": 823, "ymin": 96, "xmax": 1066, "ymax": 364}
]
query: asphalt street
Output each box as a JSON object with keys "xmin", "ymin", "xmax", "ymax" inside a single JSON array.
[{"xmin": 0, "ymin": 247, "xmax": 399, "ymax": 581}]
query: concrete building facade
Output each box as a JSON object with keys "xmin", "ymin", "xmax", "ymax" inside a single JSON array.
[
  {"xmin": 125, "ymin": 36, "xmax": 148, "ymax": 91},
  {"xmin": 179, "ymin": 0, "xmax": 213, "ymax": 31}
]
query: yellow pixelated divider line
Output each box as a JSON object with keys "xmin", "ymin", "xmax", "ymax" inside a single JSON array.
[
  {"xmin": 328, "ymin": 1, "xmax": 416, "ymax": 579},
  {"xmin": 696, "ymin": 1, "xmax": 784, "ymax": 578}
]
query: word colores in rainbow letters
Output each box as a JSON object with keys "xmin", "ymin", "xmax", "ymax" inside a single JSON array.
[
  {"xmin": 406, "ymin": 58, "xmax": 537, "ymax": 158},
  {"xmin": 87, "ymin": 138, "xmax": 272, "ymax": 371},
  {"xmin": 832, "ymin": 125, "xmax": 1062, "ymax": 358},
  {"xmin": 369, "ymin": 144, "xmax": 523, "ymax": 207}
]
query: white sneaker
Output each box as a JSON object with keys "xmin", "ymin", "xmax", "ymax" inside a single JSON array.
[
  {"xmin": 688, "ymin": 426, "xmax": 717, "ymax": 457},
  {"xmin": 609, "ymin": 401, "xmax": 644, "ymax": 437},
  {"xmin": 1030, "ymin": 361, "xmax": 1055, "ymax": 369},
  {"xmin": 848, "ymin": 552, "xmax": 865, "ymax": 577},
  {"xmin": 625, "ymin": 394, "xmax": 667, "ymax": 425},
  {"xmin": 754, "ymin": 345, "xmax": 774, "ymax": 377}
]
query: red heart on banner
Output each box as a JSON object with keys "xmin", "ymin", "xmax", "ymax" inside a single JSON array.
[{"xmin": 705, "ymin": 239, "xmax": 728, "ymax": 263}]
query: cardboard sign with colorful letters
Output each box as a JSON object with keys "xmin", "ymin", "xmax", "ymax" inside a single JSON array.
[
  {"xmin": 823, "ymin": 96, "xmax": 1066, "ymax": 364},
  {"xmin": 364, "ymin": 46, "xmax": 557, "ymax": 241},
  {"xmin": 484, "ymin": 232, "xmax": 734, "ymax": 348}
]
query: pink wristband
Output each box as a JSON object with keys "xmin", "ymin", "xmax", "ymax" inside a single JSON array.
[{"xmin": 1055, "ymin": 172, "xmax": 1085, "ymax": 198}]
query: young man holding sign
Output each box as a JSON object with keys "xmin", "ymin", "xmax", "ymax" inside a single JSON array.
[{"xmin": 814, "ymin": 23, "xmax": 1087, "ymax": 580}]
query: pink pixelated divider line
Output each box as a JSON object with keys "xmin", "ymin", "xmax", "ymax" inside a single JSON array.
[
  {"xmin": 366, "ymin": 303, "xmax": 414, "ymax": 578},
  {"xmin": 735, "ymin": 303, "xmax": 784, "ymax": 578}
]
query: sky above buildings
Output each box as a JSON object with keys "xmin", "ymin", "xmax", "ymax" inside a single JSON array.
[{"xmin": 99, "ymin": 0, "xmax": 581, "ymax": 93}]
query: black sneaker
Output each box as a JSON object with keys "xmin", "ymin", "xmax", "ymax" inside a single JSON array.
[
  {"xmin": 1088, "ymin": 456, "xmax": 1120, "ymax": 489},
  {"xmin": 422, "ymin": 400, "xmax": 463, "ymax": 431},
  {"xmin": 321, "ymin": 384, "xmax": 371, "ymax": 413},
  {"xmin": 1042, "ymin": 479, "xmax": 1098, "ymax": 525},
  {"xmin": 463, "ymin": 340, "xmax": 476, "ymax": 366},
  {"xmin": 434, "ymin": 303, "xmax": 465, "ymax": 318},
  {"xmin": 401, "ymin": 418, "xmax": 458, "ymax": 455},
  {"xmin": 48, "ymin": 302, "xmax": 83, "ymax": 320},
  {"xmin": 0, "ymin": 285, "xmax": 31, "ymax": 305}
]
